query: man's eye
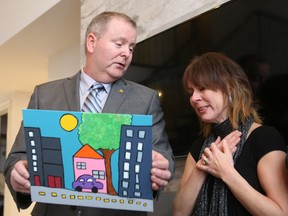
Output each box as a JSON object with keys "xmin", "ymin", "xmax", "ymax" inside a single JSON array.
[
  {"xmin": 129, "ymin": 47, "xmax": 134, "ymax": 53},
  {"xmin": 115, "ymin": 42, "xmax": 122, "ymax": 47}
]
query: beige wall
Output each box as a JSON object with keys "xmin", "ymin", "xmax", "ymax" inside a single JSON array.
[{"xmin": 48, "ymin": 42, "xmax": 81, "ymax": 81}]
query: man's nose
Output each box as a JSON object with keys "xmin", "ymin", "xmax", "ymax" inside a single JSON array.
[{"xmin": 121, "ymin": 46, "xmax": 132, "ymax": 57}]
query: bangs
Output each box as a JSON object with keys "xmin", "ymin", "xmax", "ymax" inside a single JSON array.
[{"xmin": 183, "ymin": 58, "xmax": 224, "ymax": 91}]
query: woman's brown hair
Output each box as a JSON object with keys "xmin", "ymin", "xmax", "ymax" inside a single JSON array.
[{"xmin": 183, "ymin": 52, "xmax": 261, "ymax": 137}]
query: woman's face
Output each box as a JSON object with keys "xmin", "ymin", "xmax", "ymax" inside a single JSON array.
[{"xmin": 187, "ymin": 83, "xmax": 229, "ymax": 124}]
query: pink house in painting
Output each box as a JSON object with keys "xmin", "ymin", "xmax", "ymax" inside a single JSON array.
[{"xmin": 73, "ymin": 144, "xmax": 107, "ymax": 193}]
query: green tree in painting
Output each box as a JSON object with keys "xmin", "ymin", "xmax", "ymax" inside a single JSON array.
[{"xmin": 78, "ymin": 113, "xmax": 132, "ymax": 195}]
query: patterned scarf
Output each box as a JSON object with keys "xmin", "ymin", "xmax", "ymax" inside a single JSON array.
[{"xmin": 192, "ymin": 117, "xmax": 254, "ymax": 216}]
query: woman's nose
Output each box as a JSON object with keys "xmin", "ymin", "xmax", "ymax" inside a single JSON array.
[{"xmin": 191, "ymin": 91, "xmax": 200, "ymax": 101}]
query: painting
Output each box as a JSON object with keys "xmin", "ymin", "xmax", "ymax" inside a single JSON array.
[{"xmin": 22, "ymin": 109, "xmax": 153, "ymax": 212}]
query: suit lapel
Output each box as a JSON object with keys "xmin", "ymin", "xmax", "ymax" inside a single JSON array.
[
  {"xmin": 103, "ymin": 79, "xmax": 128, "ymax": 113},
  {"xmin": 62, "ymin": 74, "xmax": 128, "ymax": 113},
  {"xmin": 63, "ymin": 72, "xmax": 81, "ymax": 111}
]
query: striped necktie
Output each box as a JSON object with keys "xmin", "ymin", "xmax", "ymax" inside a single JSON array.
[{"xmin": 82, "ymin": 83, "xmax": 105, "ymax": 113}]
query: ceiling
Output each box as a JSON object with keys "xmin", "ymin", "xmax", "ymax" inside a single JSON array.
[{"xmin": 0, "ymin": 0, "xmax": 80, "ymax": 93}]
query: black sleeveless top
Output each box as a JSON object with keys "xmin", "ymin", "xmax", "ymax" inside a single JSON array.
[{"xmin": 190, "ymin": 126, "xmax": 287, "ymax": 215}]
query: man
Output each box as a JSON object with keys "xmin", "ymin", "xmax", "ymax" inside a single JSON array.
[{"xmin": 4, "ymin": 11, "xmax": 174, "ymax": 216}]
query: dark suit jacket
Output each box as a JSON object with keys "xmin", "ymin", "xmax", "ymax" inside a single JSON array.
[{"xmin": 4, "ymin": 72, "xmax": 174, "ymax": 216}]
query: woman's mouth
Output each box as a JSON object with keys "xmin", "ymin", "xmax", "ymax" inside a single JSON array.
[{"xmin": 198, "ymin": 105, "xmax": 209, "ymax": 112}]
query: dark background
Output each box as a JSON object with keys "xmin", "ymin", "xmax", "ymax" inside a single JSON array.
[{"xmin": 124, "ymin": 0, "xmax": 288, "ymax": 156}]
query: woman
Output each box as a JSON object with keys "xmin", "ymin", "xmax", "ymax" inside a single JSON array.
[{"xmin": 173, "ymin": 52, "xmax": 288, "ymax": 216}]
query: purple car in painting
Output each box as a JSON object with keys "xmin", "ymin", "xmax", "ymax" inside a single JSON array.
[{"xmin": 72, "ymin": 174, "xmax": 103, "ymax": 193}]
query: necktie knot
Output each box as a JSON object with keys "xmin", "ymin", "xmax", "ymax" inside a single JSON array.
[
  {"xmin": 91, "ymin": 83, "xmax": 105, "ymax": 93},
  {"xmin": 82, "ymin": 83, "xmax": 105, "ymax": 113}
]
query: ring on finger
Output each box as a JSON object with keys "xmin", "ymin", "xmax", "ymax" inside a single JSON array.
[{"xmin": 202, "ymin": 158, "xmax": 207, "ymax": 165}]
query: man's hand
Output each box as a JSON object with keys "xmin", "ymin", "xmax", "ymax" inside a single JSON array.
[
  {"xmin": 151, "ymin": 150, "xmax": 172, "ymax": 191},
  {"xmin": 10, "ymin": 160, "xmax": 30, "ymax": 194}
]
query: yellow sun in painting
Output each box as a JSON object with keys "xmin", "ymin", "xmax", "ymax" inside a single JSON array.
[{"xmin": 60, "ymin": 114, "xmax": 78, "ymax": 132}]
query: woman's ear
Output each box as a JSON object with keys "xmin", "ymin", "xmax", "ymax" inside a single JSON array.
[
  {"xmin": 228, "ymin": 94, "xmax": 233, "ymax": 103},
  {"xmin": 228, "ymin": 89, "xmax": 233, "ymax": 103}
]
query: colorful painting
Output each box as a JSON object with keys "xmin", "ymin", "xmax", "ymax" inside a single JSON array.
[{"xmin": 22, "ymin": 109, "xmax": 153, "ymax": 212}]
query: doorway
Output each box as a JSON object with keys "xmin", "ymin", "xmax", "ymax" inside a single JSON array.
[{"xmin": 0, "ymin": 113, "xmax": 7, "ymax": 216}]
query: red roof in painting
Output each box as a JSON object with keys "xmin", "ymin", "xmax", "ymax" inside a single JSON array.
[{"xmin": 74, "ymin": 144, "xmax": 103, "ymax": 159}]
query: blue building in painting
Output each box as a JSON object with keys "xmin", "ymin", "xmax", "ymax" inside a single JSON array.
[{"xmin": 118, "ymin": 125, "xmax": 152, "ymax": 199}]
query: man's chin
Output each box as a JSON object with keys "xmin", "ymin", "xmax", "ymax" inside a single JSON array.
[{"xmin": 109, "ymin": 70, "xmax": 126, "ymax": 79}]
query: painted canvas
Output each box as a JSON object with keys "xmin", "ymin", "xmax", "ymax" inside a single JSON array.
[{"xmin": 22, "ymin": 109, "xmax": 153, "ymax": 212}]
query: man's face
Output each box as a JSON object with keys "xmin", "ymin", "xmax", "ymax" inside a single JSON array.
[{"xmin": 87, "ymin": 18, "xmax": 137, "ymax": 83}]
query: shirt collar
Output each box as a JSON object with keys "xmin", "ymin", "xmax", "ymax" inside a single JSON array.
[{"xmin": 80, "ymin": 69, "xmax": 111, "ymax": 94}]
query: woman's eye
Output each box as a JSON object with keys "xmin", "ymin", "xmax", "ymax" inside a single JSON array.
[{"xmin": 187, "ymin": 90, "xmax": 194, "ymax": 96}]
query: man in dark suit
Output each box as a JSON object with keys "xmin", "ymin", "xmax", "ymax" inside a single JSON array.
[{"xmin": 4, "ymin": 11, "xmax": 174, "ymax": 216}]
